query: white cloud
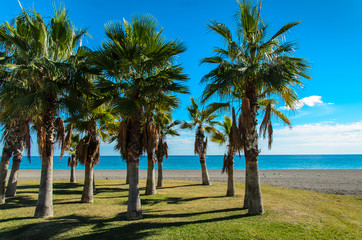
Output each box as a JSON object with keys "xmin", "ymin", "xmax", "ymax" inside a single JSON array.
[
  {"xmin": 300, "ymin": 95, "xmax": 323, "ymax": 107},
  {"xmin": 280, "ymin": 95, "xmax": 333, "ymax": 110},
  {"xmin": 169, "ymin": 121, "xmax": 362, "ymax": 155},
  {"xmin": 19, "ymin": 121, "xmax": 362, "ymax": 156},
  {"xmin": 260, "ymin": 121, "xmax": 362, "ymax": 154}
]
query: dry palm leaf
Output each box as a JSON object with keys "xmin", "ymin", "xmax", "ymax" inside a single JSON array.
[
  {"xmin": 259, "ymin": 103, "xmax": 271, "ymax": 139},
  {"xmin": 36, "ymin": 121, "xmax": 46, "ymax": 157},
  {"xmin": 268, "ymin": 122, "xmax": 273, "ymax": 149},
  {"xmin": 116, "ymin": 120, "xmax": 129, "ymax": 161},
  {"xmin": 54, "ymin": 117, "xmax": 65, "ymax": 158},
  {"xmin": 194, "ymin": 126, "xmax": 205, "ymax": 155},
  {"xmin": 60, "ymin": 123, "xmax": 73, "ymax": 159},
  {"xmin": 241, "ymin": 97, "xmax": 251, "ymax": 128},
  {"xmin": 76, "ymin": 138, "xmax": 85, "ymax": 164}
]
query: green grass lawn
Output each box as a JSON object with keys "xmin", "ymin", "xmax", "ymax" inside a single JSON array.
[{"xmin": 0, "ymin": 179, "xmax": 361, "ymax": 240}]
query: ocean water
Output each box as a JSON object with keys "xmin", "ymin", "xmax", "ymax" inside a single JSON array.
[{"xmin": 8, "ymin": 154, "xmax": 362, "ymax": 170}]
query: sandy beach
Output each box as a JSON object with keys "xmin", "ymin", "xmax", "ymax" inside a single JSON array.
[{"xmin": 17, "ymin": 169, "xmax": 362, "ymax": 196}]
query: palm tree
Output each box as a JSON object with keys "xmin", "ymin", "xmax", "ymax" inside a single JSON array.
[
  {"xmin": 0, "ymin": 13, "xmax": 32, "ymax": 204},
  {"xmin": 91, "ymin": 15, "xmax": 188, "ymax": 220},
  {"xmin": 0, "ymin": 121, "xmax": 31, "ymax": 203},
  {"xmin": 182, "ymin": 97, "xmax": 227, "ymax": 185},
  {"xmin": 201, "ymin": 0, "xmax": 311, "ymax": 215},
  {"xmin": 67, "ymin": 86, "xmax": 113, "ymax": 203},
  {"xmin": 210, "ymin": 113, "xmax": 239, "ymax": 196},
  {"xmin": 67, "ymin": 132, "xmax": 79, "ymax": 183},
  {"xmin": 4, "ymin": 122, "xmax": 31, "ymax": 198},
  {"xmin": 75, "ymin": 125, "xmax": 100, "ymax": 203},
  {"xmin": 155, "ymin": 113, "xmax": 180, "ymax": 187},
  {"xmin": 143, "ymin": 117, "xmax": 160, "ymax": 195},
  {"xmin": 143, "ymin": 98, "xmax": 180, "ymax": 195},
  {"xmin": 0, "ymin": 6, "xmax": 87, "ymax": 217}
]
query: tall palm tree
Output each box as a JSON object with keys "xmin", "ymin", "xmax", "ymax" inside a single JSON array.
[
  {"xmin": 0, "ymin": 121, "xmax": 30, "ymax": 203},
  {"xmin": 67, "ymin": 133, "xmax": 79, "ymax": 183},
  {"xmin": 143, "ymin": 98, "xmax": 180, "ymax": 195},
  {"xmin": 143, "ymin": 117, "xmax": 160, "ymax": 195},
  {"xmin": 211, "ymin": 112, "xmax": 239, "ymax": 196},
  {"xmin": 67, "ymin": 85, "xmax": 113, "ymax": 203},
  {"xmin": 0, "ymin": 13, "xmax": 32, "ymax": 204},
  {"xmin": 0, "ymin": 6, "xmax": 87, "ymax": 217},
  {"xmin": 155, "ymin": 113, "xmax": 180, "ymax": 187},
  {"xmin": 91, "ymin": 15, "xmax": 188, "ymax": 220},
  {"xmin": 201, "ymin": 0, "xmax": 311, "ymax": 215},
  {"xmin": 4, "ymin": 121, "xmax": 31, "ymax": 198},
  {"xmin": 182, "ymin": 97, "xmax": 227, "ymax": 185}
]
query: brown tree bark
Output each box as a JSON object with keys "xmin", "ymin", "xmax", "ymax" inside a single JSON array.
[
  {"xmin": 196, "ymin": 127, "xmax": 211, "ymax": 186},
  {"xmin": 127, "ymin": 160, "xmax": 142, "ymax": 220},
  {"xmin": 126, "ymin": 114, "xmax": 143, "ymax": 220},
  {"xmin": 242, "ymin": 87, "xmax": 264, "ymax": 215},
  {"xmin": 0, "ymin": 153, "xmax": 11, "ymax": 204},
  {"xmin": 81, "ymin": 162, "xmax": 94, "ymax": 203},
  {"xmin": 126, "ymin": 161, "xmax": 129, "ymax": 184},
  {"xmin": 243, "ymin": 158, "xmax": 250, "ymax": 209},
  {"xmin": 34, "ymin": 153, "xmax": 54, "ymax": 218},
  {"xmin": 34, "ymin": 101, "xmax": 55, "ymax": 218},
  {"xmin": 69, "ymin": 156, "xmax": 76, "ymax": 183},
  {"xmin": 226, "ymin": 155, "xmax": 235, "ymax": 197},
  {"xmin": 0, "ymin": 124, "xmax": 19, "ymax": 204},
  {"xmin": 5, "ymin": 155, "xmax": 21, "ymax": 197},
  {"xmin": 156, "ymin": 138, "xmax": 164, "ymax": 188},
  {"xmin": 70, "ymin": 164, "xmax": 76, "ymax": 183},
  {"xmin": 157, "ymin": 159, "xmax": 163, "ymax": 187},
  {"xmin": 93, "ymin": 172, "xmax": 96, "ymax": 192},
  {"xmin": 145, "ymin": 154, "xmax": 156, "ymax": 195},
  {"xmin": 200, "ymin": 156, "xmax": 210, "ymax": 185}
]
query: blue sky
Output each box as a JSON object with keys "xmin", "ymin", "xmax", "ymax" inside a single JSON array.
[{"xmin": 1, "ymin": 0, "xmax": 362, "ymax": 155}]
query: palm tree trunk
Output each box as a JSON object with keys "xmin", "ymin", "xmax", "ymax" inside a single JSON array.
[
  {"xmin": 145, "ymin": 154, "xmax": 156, "ymax": 195},
  {"xmin": 81, "ymin": 162, "xmax": 93, "ymax": 203},
  {"xmin": 0, "ymin": 152, "xmax": 11, "ymax": 204},
  {"xmin": 245, "ymin": 159, "xmax": 262, "ymax": 215},
  {"xmin": 93, "ymin": 172, "xmax": 96, "ymax": 192},
  {"xmin": 200, "ymin": 156, "xmax": 210, "ymax": 185},
  {"xmin": 34, "ymin": 101, "xmax": 55, "ymax": 218},
  {"xmin": 226, "ymin": 155, "xmax": 235, "ymax": 197},
  {"xmin": 126, "ymin": 161, "xmax": 129, "ymax": 184},
  {"xmin": 157, "ymin": 158, "xmax": 163, "ymax": 187},
  {"xmin": 127, "ymin": 160, "xmax": 142, "ymax": 220},
  {"xmin": 69, "ymin": 155, "xmax": 76, "ymax": 183},
  {"xmin": 34, "ymin": 154, "xmax": 53, "ymax": 217},
  {"xmin": 0, "ymin": 124, "xmax": 18, "ymax": 204},
  {"xmin": 5, "ymin": 155, "xmax": 22, "ymax": 197},
  {"xmin": 242, "ymin": 91, "xmax": 263, "ymax": 215},
  {"xmin": 70, "ymin": 163, "xmax": 76, "ymax": 183},
  {"xmin": 243, "ymin": 158, "xmax": 250, "ymax": 209},
  {"xmin": 126, "ymin": 114, "xmax": 143, "ymax": 220}
]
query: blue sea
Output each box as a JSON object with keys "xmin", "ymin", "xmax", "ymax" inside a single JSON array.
[{"xmin": 9, "ymin": 155, "xmax": 362, "ymax": 170}]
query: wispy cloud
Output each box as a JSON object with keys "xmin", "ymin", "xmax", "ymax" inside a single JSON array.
[
  {"xmin": 260, "ymin": 121, "xmax": 362, "ymax": 154},
  {"xmin": 280, "ymin": 95, "xmax": 333, "ymax": 110},
  {"xmin": 169, "ymin": 121, "xmax": 362, "ymax": 155}
]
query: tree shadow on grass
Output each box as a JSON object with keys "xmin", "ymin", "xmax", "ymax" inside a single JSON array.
[
  {"xmin": 94, "ymin": 187, "xmax": 129, "ymax": 195},
  {"xmin": 0, "ymin": 208, "xmax": 249, "ymax": 240},
  {"xmin": 156, "ymin": 183, "xmax": 202, "ymax": 190},
  {"xmin": 0, "ymin": 195, "xmax": 37, "ymax": 210},
  {"xmin": 141, "ymin": 195, "xmax": 226, "ymax": 206}
]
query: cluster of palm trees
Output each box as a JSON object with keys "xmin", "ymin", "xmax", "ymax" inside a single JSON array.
[{"xmin": 0, "ymin": 0, "xmax": 310, "ymax": 220}]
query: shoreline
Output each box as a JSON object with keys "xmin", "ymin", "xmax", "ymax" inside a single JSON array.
[{"xmin": 16, "ymin": 169, "xmax": 362, "ymax": 197}]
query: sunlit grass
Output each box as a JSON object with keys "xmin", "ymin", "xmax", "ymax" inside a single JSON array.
[{"xmin": 0, "ymin": 179, "xmax": 361, "ymax": 239}]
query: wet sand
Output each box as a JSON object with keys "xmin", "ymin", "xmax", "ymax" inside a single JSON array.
[{"xmin": 17, "ymin": 169, "xmax": 362, "ymax": 196}]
